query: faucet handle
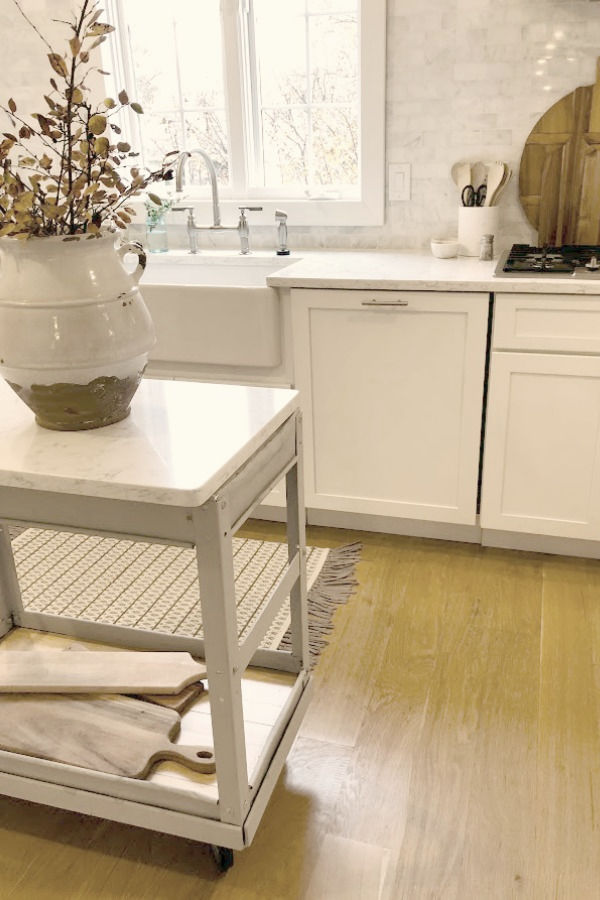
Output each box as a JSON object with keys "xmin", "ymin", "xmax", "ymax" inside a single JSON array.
[
  {"xmin": 275, "ymin": 208, "xmax": 287, "ymax": 222},
  {"xmin": 238, "ymin": 206, "xmax": 263, "ymax": 214}
]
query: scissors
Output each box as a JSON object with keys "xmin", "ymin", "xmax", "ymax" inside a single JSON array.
[{"xmin": 461, "ymin": 183, "xmax": 487, "ymax": 207}]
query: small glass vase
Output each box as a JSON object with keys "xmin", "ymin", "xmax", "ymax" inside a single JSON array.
[{"xmin": 146, "ymin": 211, "xmax": 168, "ymax": 254}]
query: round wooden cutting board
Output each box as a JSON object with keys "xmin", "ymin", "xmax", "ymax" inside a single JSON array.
[{"xmin": 519, "ymin": 58, "xmax": 600, "ymax": 246}]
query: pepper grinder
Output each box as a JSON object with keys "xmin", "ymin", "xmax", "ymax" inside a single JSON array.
[{"xmin": 479, "ymin": 234, "xmax": 494, "ymax": 261}]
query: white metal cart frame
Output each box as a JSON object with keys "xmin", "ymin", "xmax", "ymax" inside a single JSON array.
[{"xmin": 0, "ymin": 378, "xmax": 310, "ymax": 858}]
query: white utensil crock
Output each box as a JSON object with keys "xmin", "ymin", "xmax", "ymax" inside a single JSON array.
[
  {"xmin": 458, "ymin": 206, "xmax": 499, "ymax": 257},
  {"xmin": 0, "ymin": 233, "xmax": 155, "ymax": 430}
]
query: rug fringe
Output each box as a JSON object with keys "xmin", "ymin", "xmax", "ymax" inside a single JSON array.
[{"xmin": 278, "ymin": 541, "xmax": 362, "ymax": 666}]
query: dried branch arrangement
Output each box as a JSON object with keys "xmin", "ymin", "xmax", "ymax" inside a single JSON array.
[{"xmin": 0, "ymin": 0, "xmax": 171, "ymax": 239}]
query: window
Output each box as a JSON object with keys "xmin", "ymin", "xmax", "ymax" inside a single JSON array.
[{"xmin": 105, "ymin": 0, "xmax": 385, "ymax": 225}]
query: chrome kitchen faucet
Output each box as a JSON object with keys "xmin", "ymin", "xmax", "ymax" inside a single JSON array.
[{"xmin": 172, "ymin": 150, "xmax": 262, "ymax": 254}]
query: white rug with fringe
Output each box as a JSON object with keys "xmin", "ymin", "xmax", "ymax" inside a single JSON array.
[{"xmin": 11, "ymin": 528, "xmax": 361, "ymax": 661}]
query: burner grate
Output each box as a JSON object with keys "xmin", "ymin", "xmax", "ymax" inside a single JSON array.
[{"xmin": 500, "ymin": 244, "xmax": 600, "ymax": 275}]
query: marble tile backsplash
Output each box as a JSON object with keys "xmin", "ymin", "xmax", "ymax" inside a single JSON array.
[{"xmin": 3, "ymin": 0, "xmax": 600, "ymax": 251}]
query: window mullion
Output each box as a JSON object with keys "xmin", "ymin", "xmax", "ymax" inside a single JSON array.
[
  {"xmin": 171, "ymin": 20, "xmax": 186, "ymax": 152},
  {"xmin": 244, "ymin": 0, "xmax": 264, "ymax": 189},
  {"xmin": 221, "ymin": 0, "xmax": 249, "ymax": 196},
  {"xmin": 104, "ymin": 0, "xmax": 143, "ymax": 166},
  {"xmin": 304, "ymin": 0, "xmax": 314, "ymax": 194}
]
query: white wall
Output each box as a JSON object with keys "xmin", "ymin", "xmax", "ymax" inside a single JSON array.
[
  {"xmin": 2, "ymin": 0, "xmax": 600, "ymax": 251},
  {"xmin": 382, "ymin": 0, "xmax": 600, "ymax": 251}
]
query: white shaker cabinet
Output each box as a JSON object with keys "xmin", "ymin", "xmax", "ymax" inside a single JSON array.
[
  {"xmin": 481, "ymin": 293, "xmax": 600, "ymax": 541},
  {"xmin": 291, "ymin": 289, "xmax": 489, "ymax": 526}
]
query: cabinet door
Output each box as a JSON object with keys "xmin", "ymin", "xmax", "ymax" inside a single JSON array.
[
  {"xmin": 481, "ymin": 352, "xmax": 600, "ymax": 539},
  {"xmin": 291, "ymin": 289, "xmax": 488, "ymax": 525}
]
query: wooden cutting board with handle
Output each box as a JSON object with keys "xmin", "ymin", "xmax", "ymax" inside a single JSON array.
[
  {"xmin": 519, "ymin": 57, "xmax": 600, "ymax": 244},
  {"xmin": 0, "ymin": 651, "xmax": 207, "ymax": 694},
  {"xmin": 63, "ymin": 643, "xmax": 205, "ymax": 713},
  {"xmin": 0, "ymin": 694, "xmax": 216, "ymax": 777}
]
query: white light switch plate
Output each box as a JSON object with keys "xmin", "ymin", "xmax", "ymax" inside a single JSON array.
[{"xmin": 388, "ymin": 163, "xmax": 411, "ymax": 202}]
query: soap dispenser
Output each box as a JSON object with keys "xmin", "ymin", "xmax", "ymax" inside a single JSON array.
[{"xmin": 275, "ymin": 209, "xmax": 290, "ymax": 256}]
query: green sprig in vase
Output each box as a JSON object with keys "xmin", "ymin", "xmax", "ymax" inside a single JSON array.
[{"xmin": 145, "ymin": 198, "xmax": 172, "ymax": 254}]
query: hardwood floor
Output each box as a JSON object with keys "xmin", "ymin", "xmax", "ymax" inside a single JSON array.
[{"xmin": 2, "ymin": 523, "xmax": 600, "ymax": 898}]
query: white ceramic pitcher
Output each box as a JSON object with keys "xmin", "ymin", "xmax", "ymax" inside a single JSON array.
[{"xmin": 0, "ymin": 233, "xmax": 155, "ymax": 430}]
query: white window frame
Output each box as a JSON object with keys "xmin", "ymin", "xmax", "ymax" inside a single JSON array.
[{"xmin": 104, "ymin": 0, "xmax": 386, "ymax": 227}]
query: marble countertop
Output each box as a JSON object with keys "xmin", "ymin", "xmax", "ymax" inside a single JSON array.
[
  {"xmin": 0, "ymin": 379, "xmax": 299, "ymax": 507},
  {"xmin": 265, "ymin": 250, "xmax": 600, "ymax": 295}
]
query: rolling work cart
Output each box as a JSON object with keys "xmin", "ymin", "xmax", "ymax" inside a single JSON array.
[{"xmin": 0, "ymin": 378, "xmax": 311, "ymax": 871}]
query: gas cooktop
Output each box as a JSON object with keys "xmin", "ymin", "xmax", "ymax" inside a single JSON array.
[{"xmin": 495, "ymin": 244, "xmax": 600, "ymax": 278}]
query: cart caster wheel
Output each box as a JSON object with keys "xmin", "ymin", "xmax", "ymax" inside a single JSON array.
[{"xmin": 211, "ymin": 844, "xmax": 234, "ymax": 873}]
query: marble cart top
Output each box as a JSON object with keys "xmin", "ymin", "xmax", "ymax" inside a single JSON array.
[{"xmin": 0, "ymin": 378, "xmax": 299, "ymax": 507}]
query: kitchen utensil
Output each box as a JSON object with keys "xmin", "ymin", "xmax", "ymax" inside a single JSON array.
[
  {"xmin": 430, "ymin": 238, "xmax": 459, "ymax": 259},
  {"xmin": 462, "ymin": 184, "xmax": 487, "ymax": 207},
  {"xmin": 519, "ymin": 57, "xmax": 600, "ymax": 243},
  {"xmin": 63, "ymin": 642, "xmax": 205, "ymax": 714},
  {"xmin": 0, "ymin": 693, "xmax": 215, "ymax": 777},
  {"xmin": 489, "ymin": 165, "xmax": 512, "ymax": 206},
  {"xmin": 134, "ymin": 683, "xmax": 205, "ymax": 712},
  {"xmin": 484, "ymin": 162, "xmax": 505, "ymax": 206},
  {"xmin": 0, "ymin": 651, "xmax": 207, "ymax": 694},
  {"xmin": 451, "ymin": 161, "xmax": 472, "ymax": 194},
  {"xmin": 471, "ymin": 161, "xmax": 488, "ymax": 193}
]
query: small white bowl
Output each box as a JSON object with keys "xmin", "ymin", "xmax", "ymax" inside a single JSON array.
[{"xmin": 430, "ymin": 238, "xmax": 458, "ymax": 259}]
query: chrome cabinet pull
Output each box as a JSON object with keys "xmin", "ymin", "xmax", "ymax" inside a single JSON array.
[{"xmin": 361, "ymin": 298, "xmax": 409, "ymax": 307}]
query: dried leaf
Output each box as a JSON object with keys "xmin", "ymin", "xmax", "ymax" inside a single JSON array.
[
  {"xmin": 88, "ymin": 114, "xmax": 107, "ymax": 135},
  {"xmin": 118, "ymin": 89, "xmax": 129, "ymax": 105},
  {"xmin": 69, "ymin": 36, "xmax": 81, "ymax": 56},
  {"xmin": 48, "ymin": 53, "xmax": 68, "ymax": 78},
  {"xmin": 86, "ymin": 23, "xmax": 115, "ymax": 36},
  {"xmin": 14, "ymin": 191, "xmax": 35, "ymax": 209},
  {"xmin": 79, "ymin": 50, "xmax": 89, "ymax": 63},
  {"xmin": 116, "ymin": 142, "xmax": 131, "ymax": 153},
  {"xmin": 93, "ymin": 136, "xmax": 110, "ymax": 156},
  {"xmin": 90, "ymin": 36, "xmax": 107, "ymax": 49},
  {"xmin": 104, "ymin": 97, "xmax": 115, "ymax": 108},
  {"xmin": 130, "ymin": 102, "xmax": 143, "ymax": 115},
  {"xmin": 34, "ymin": 114, "xmax": 52, "ymax": 136},
  {"xmin": 147, "ymin": 192, "xmax": 163, "ymax": 206},
  {"xmin": 88, "ymin": 8, "xmax": 104, "ymax": 27},
  {"xmin": 8, "ymin": 98, "xmax": 16, "ymax": 114}
]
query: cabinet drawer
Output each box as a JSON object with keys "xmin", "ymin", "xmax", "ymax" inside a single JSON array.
[{"xmin": 493, "ymin": 293, "xmax": 600, "ymax": 352}]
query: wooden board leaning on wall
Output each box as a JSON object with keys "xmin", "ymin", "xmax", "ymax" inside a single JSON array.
[{"xmin": 519, "ymin": 57, "xmax": 600, "ymax": 246}]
